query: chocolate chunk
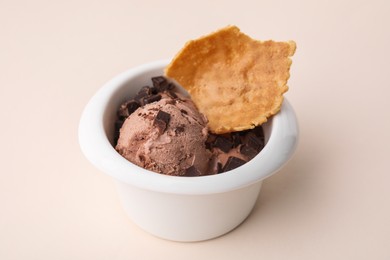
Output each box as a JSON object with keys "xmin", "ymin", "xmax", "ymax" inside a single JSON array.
[
  {"xmin": 252, "ymin": 126, "xmax": 265, "ymax": 138},
  {"xmin": 240, "ymin": 144, "xmax": 258, "ymax": 159},
  {"xmin": 143, "ymin": 94, "xmax": 161, "ymax": 104},
  {"xmin": 156, "ymin": 110, "xmax": 170, "ymax": 122},
  {"xmin": 205, "ymin": 134, "xmax": 217, "ymax": 150},
  {"xmin": 152, "ymin": 76, "xmax": 169, "ymax": 91},
  {"xmin": 151, "ymin": 76, "xmax": 166, "ymax": 86},
  {"xmin": 126, "ymin": 100, "xmax": 140, "ymax": 115},
  {"xmin": 222, "ymin": 157, "xmax": 246, "ymax": 172},
  {"xmin": 153, "ymin": 110, "xmax": 171, "ymax": 133},
  {"xmin": 149, "ymin": 86, "xmax": 158, "ymax": 94},
  {"xmin": 243, "ymin": 132, "xmax": 264, "ymax": 152},
  {"xmin": 139, "ymin": 86, "xmax": 153, "ymax": 96},
  {"xmin": 134, "ymin": 86, "xmax": 153, "ymax": 105},
  {"xmin": 180, "ymin": 109, "xmax": 188, "ymax": 115},
  {"xmin": 213, "ymin": 136, "xmax": 233, "ymax": 153},
  {"xmin": 183, "ymin": 165, "xmax": 202, "ymax": 177}
]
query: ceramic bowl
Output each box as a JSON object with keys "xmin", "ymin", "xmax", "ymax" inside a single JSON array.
[{"xmin": 78, "ymin": 60, "xmax": 298, "ymax": 242}]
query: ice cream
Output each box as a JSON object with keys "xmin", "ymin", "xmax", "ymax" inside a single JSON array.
[
  {"xmin": 115, "ymin": 76, "xmax": 265, "ymax": 176},
  {"xmin": 115, "ymin": 78, "xmax": 212, "ymax": 176}
]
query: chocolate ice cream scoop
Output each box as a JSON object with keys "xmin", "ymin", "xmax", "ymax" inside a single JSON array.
[{"xmin": 115, "ymin": 93, "xmax": 212, "ymax": 176}]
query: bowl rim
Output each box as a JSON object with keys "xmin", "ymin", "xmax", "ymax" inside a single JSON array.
[{"xmin": 78, "ymin": 60, "xmax": 299, "ymax": 195}]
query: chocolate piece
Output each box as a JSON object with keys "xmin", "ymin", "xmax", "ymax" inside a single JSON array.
[
  {"xmin": 243, "ymin": 132, "xmax": 264, "ymax": 152},
  {"xmin": 213, "ymin": 136, "xmax": 233, "ymax": 153},
  {"xmin": 252, "ymin": 126, "xmax": 265, "ymax": 138},
  {"xmin": 240, "ymin": 144, "xmax": 258, "ymax": 159},
  {"xmin": 183, "ymin": 165, "xmax": 202, "ymax": 177},
  {"xmin": 135, "ymin": 86, "xmax": 153, "ymax": 105},
  {"xmin": 222, "ymin": 156, "xmax": 246, "ymax": 172},
  {"xmin": 149, "ymin": 86, "xmax": 158, "ymax": 95},
  {"xmin": 238, "ymin": 129, "xmax": 265, "ymax": 160},
  {"xmin": 153, "ymin": 110, "xmax": 171, "ymax": 133},
  {"xmin": 205, "ymin": 134, "xmax": 217, "ymax": 150},
  {"xmin": 143, "ymin": 94, "xmax": 161, "ymax": 105},
  {"xmin": 117, "ymin": 98, "xmax": 141, "ymax": 119},
  {"xmin": 138, "ymin": 86, "xmax": 153, "ymax": 96},
  {"xmin": 152, "ymin": 76, "xmax": 169, "ymax": 91},
  {"xmin": 126, "ymin": 100, "xmax": 140, "ymax": 115}
]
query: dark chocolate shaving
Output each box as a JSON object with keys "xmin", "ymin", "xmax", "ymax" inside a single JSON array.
[
  {"xmin": 213, "ymin": 136, "xmax": 233, "ymax": 153},
  {"xmin": 183, "ymin": 165, "xmax": 202, "ymax": 177},
  {"xmin": 222, "ymin": 157, "xmax": 247, "ymax": 172},
  {"xmin": 153, "ymin": 110, "xmax": 171, "ymax": 133}
]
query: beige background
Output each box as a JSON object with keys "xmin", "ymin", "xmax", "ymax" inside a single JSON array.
[{"xmin": 1, "ymin": 0, "xmax": 389, "ymax": 259}]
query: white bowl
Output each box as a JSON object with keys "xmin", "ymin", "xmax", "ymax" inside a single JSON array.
[{"xmin": 78, "ymin": 60, "xmax": 299, "ymax": 242}]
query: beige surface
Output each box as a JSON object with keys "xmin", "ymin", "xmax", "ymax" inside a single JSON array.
[{"xmin": 1, "ymin": 0, "xmax": 389, "ymax": 259}]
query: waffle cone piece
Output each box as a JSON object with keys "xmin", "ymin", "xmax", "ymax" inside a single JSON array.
[{"xmin": 165, "ymin": 26, "xmax": 296, "ymax": 134}]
